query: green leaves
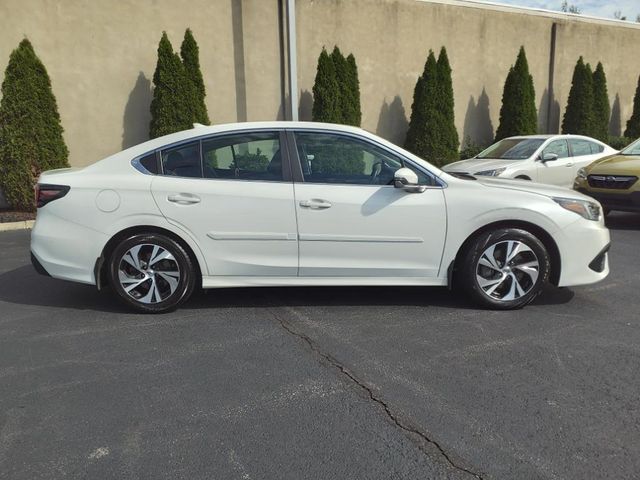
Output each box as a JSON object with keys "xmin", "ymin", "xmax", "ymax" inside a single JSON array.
[
  {"xmin": 181, "ymin": 28, "xmax": 210, "ymax": 125},
  {"xmin": 624, "ymin": 75, "xmax": 640, "ymax": 138},
  {"xmin": 404, "ymin": 48, "xmax": 458, "ymax": 167},
  {"xmin": 562, "ymin": 57, "xmax": 595, "ymax": 136},
  {"xmin": 495, "ymin": 46, "xmax": 537, "ymax": 141},
  {"xmin": 312, "ymin": 47, "xmax": 361, "ymax": 126},
  {"xmin": 0, "ymin": 38, "xmax": 69, "ymax": 211},
  {"xmin": 150, "ymin": 30, "xmax": 209, "ymax": 139},
  {"xmin": 592, "ymin": 62, "xmax": 610, "ymax": 143}
]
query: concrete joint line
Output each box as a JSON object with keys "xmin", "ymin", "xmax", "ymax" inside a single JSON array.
[{"xmin": 267, "ymin": 305, "xmax": 485, "ymax": 480}]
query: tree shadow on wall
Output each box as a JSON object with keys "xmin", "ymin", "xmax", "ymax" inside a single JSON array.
[
  {"xmin": 610, "ymin": 93, "xmax": 622, "ymax": 137},
  {"xmin": 376, "ymin": 96, "xmax": 408, "ymax": 146},
  {"xmin": 462, "ymin": 88, "xmax": 493, "ymax": 147},
  {"xmin": 298, "ymin": 90, "xmax": 313, "ymax": 121},
  {"xmin": 539, "ymin": 88, "xmax": 560, "ymax": 134},
  {"xmin": 122, "ymin": 71, "xmax": 152, "ymax": 149}
]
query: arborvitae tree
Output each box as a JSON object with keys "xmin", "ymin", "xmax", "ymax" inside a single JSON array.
[
  {"xmin": 180, "ymin": 28, "xmax": 210, "ymax": 125},
  {"xmin": 592, "ymin": 62, "xmax": 610, "ymax": 143},
  {"xmin": 495, "ymin": 46, "xmax": 537, "ymax": 141},
  {"xmin": 405, "ymin": 51, "xmax": 442, "ymax": 164},
  {"xmin": 562, "ymin": 57, "xmax": 595, "ymax": 136},
  {"xmin": 624, "ymin": 75, "xmax": 640, "ymax": 138},
  {"xmin": 346, "ymin": 53, "xmax": 362, "ymax": 126},
  {"xmin": 435, "ymin": 47, "xmax": 459, "ymax": 164},
  {"xmin": 0, "ymin": 39, "xmax": 69, "ymax": 210},
  {"xmin": 312, "ymin": 47, "xmax": 340, "ymax": 123},
  {"xmin": 150, "ymin": 32, "xmax": 195, "ymax": 138},
  {"xmin": 330, "ymin": 46, "xmax": 348, "ymax": 124}
]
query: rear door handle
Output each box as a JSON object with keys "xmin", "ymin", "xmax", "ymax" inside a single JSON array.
[
  {"xmin": 299, "ymin": 199, "xmax": 332, "ymax": 210},
  {"xmin": 565, "ymin": 162, "xmax": 574, "ymax": 167},
  {"xmin": 168, "ymin": 193, "xmax": 201, "ymax": 205}
]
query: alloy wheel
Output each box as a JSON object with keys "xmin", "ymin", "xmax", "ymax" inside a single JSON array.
[
  {"xmin": 475, "ymin": 240, "xmax": 540, "ymax": 301},
  {"xmin": 118, "ymin": 244, "xmax": 181, "ymax": 304}
]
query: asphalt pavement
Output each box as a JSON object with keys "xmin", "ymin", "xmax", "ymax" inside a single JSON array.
[{"xmin": 1, "ymin": 213, "xmax": 639, "ymax": 479}]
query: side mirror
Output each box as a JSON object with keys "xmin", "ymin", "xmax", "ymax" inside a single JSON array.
[
  {"xmin": 394, "ymin": 168, "xmax": 426, "ymax": 193},
  {"xmin": 541, "ymin": 153, "xmax": 559, "ymax": 162}
]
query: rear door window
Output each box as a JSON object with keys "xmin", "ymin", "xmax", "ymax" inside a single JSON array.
[{"xmin": 201, "ymin": 132, "xmax": 283, "ymax": 181}]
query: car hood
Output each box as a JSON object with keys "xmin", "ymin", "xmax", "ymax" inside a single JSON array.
[
  {"xmin": 587, "ymin": 154, "xmax": 640, "ymax": 175},
  {"xmin": 443, "ymin": 158, "xmax": 520, "ymax": 173},
  {"xmin": 473, "ymin": 176, "xmax": 593, "ymax": 201}
]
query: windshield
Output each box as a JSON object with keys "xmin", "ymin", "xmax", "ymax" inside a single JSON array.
[
  {"xmin": 476, "ymin": 138, "xmax": 545, "ymax": 160},
  {"xmin": 620, "ymin": 138, "xmax": 640, "ymax": 156}
]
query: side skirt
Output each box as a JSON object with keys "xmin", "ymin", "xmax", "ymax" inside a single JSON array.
[{"xmin": 201, "ymin": 276, "xmax": 448, "ymax": 289}]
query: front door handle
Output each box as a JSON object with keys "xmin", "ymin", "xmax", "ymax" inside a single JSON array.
[
  {"xmin": 565, "ymin": 162, "xmax": 574, "ymax": 167},
  {"xmin": 299, "ymin": 199, "xmax": 332, "ymax": 210},
  {"xmin": 168, "ymin": 193, "xmax": 201, "ymax": 205}
]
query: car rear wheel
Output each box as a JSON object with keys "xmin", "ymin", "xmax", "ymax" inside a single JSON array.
[
  {"xmin": 108, "ymin": 233, "xmax": 196, "ymax": 313},
  {"xmin": 459, "ymin": 228, "xmax": 550, "ymax": 310}
]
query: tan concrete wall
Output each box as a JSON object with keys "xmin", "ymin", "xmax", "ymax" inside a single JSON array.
[
  {"xmin": 0, "ymin": 0, "xmax": 284, "ymax": 167},
  {"xmin": 296, "ymin": 0, "xmax": 640, "ymax": 147},
  {"xmin": 1, "ymin": 0, "xmax": 639, "ymax": 168}
]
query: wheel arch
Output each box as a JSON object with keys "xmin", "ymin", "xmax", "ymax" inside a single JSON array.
[
  {"xmin": 95, "ymin": 225, "xmax": 204, "ymax": 290},
  {"xmin": 448, "ymin": 220, "xmax": 561, "ymax": 287}
]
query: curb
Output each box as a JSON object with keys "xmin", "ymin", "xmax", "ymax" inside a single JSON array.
[{"xmin": 0, "ymin": 220, "xmax": 35, "ymax": 232}]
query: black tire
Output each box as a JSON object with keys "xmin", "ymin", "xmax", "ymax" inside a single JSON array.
[
  {"xmin": 458, "ymin": 228, "xmax": 550, "ymax": 310},
  {"xmin": 515, "ymin": 176, "xmax": 531, "ymax": 181},
  {"xmin": 108, "ymin": 233, "xmax": 196, "ymax": 313}
]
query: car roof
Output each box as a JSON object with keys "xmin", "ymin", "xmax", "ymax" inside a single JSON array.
[
  {"xmin": 135, "ymin": 121, "xmax": 368, "ymax": 152},
  {"xmin": 506, "ymin": 134, "xmax": 606, "ymax": 142}
]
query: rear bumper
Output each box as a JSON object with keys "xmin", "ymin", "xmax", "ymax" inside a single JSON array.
[
  {"xmin": 577, "ymin": 188, "xmax": 640, "ymax": 212},
  {"xmin": 30, "ymin": 210, "xmax": 108, "ymax": 285},
  {"xmin": 30, "ymin": 252, "xmax": 51, "ymax": 276}
]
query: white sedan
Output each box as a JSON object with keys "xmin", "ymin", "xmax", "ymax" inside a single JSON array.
[
  {"xmin": 444, "ymin": 134, "xmax": 617, "ymax": 187},
  {"xmin": 31, "ymin": 122, "xmax": 610, "ymax": 312}
]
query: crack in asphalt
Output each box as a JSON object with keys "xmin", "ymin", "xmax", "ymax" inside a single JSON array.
[{"xmin": 267, "ymin": 306, "xmax": 485, "ymax": 480}]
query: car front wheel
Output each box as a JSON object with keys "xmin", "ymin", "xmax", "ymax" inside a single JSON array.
[
  {"xmin": 459, "ymin": 228, "xmax": 551, "ymax": 310},
  {"xmin": 108, "ymin": 233, "xmax": 196, "ymax": 313}
]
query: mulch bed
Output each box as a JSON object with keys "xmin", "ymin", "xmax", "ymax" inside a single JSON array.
[{"xmin": 0, "ymin": 211, "xmax": 36, "ymax": 223}]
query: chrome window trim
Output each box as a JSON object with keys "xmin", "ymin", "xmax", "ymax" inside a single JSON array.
[{"xmin": 129, "ymin": 126, "xmax": 448, "ymax": 188}]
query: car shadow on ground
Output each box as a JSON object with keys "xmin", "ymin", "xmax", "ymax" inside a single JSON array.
[
  {"xmin": 0, "ymin": 264, "xmax": 574, "ymax": 314},
  {"xmin": 605, "ymin": 212, "xmax": 640, "ymax": 230}
]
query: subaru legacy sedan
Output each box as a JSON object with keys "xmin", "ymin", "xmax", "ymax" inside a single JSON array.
[
  {"xmin": 31, "ymin": 122, "xmax": 610, "ymax": 313},
  {"xmin": 444, "ymin": 134, "xmax": 616, "ymax": 188}
]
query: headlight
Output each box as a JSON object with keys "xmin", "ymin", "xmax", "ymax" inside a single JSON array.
[
  {"xmin": 576, "ymin": 168, "xmax": 587, "ymax": 180},
  {"xmin": 474, "ymin": 167, "xmax": 506, "ymax": 177},
  {"xmin": 553, "ymin": 197, "xmax": 601, "ymax": 221}
]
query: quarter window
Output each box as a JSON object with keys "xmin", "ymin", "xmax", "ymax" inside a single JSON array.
[
  {"xmin": 294, "ymin": 131, "xmax": 433, "ymax": 186},
  {"xmin": 202, "ymin": 132, "xmax": 282, "ymax": 181},
  {"xmin": 139, "ymin": 152, "xmax": 159, "ymax": 174},
  {"xmin": 542, "ymin": 140, "xmax": 570, "ymax": 159},
  {"xmin": 161, "ymin": 142, "xmax": 202, "ymax": 178}
]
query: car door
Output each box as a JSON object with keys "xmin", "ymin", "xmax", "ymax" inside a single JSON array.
[
  {"xmin": 536, "ymin": 139, "xmax": 574, "ymax": 186},
  {"xmin": 150, "ymin": 131, "xmax": 298, "ymax": 276},
  {"xmin": 289, "ymin": 130, "xmax": 447, "ymax": 277}
]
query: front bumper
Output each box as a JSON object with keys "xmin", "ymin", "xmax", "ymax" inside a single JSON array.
[
  {"xmin": 577, "ymin": 188, "xmax": 640, "ymax": 213},
  {"xmin": 555, "ymin": 216, "xmax": 610, "ymax": 287}
]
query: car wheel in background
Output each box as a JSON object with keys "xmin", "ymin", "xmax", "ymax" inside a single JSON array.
[
  {"xmin": 459, "ymin": 228, "xmax": 550, "ymax": 310},
  {"xmin": 108, "ymin": 233, "xmax": 196, "ymax": 313}
]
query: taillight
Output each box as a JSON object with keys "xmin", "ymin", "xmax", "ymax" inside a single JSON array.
[{"xmin": 35, "ymin": 184, "xmax": 70, "ymax": 208}]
